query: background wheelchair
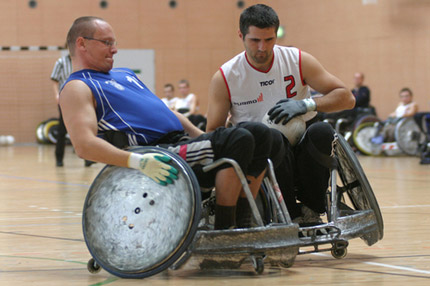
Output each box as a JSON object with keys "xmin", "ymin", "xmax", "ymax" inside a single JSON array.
[
  {"xmin": 82, "ymin": 133, "xmax": 383, "ymax": 279},
  {"xmin": 353, "ymin": 117, "xmax": 427, "ymax": 156},
  {"xmin": 322, "ymin": 106, "xmax": 380, "ymax": 147}
]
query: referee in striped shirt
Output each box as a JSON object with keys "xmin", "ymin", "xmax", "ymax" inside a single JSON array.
[{"xmin": 50, "ymin": 49, "xmax": 72, "ymax": 167}]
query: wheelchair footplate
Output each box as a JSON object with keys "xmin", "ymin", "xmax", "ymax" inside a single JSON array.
[{"xmin": 297, "ymin": 224, "xmax": 349, "ymax": 259}]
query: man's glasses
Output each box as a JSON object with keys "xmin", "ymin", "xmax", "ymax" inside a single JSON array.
[{"xmin": 83, "ymin": 37, "xmax": 117, "ymax": 47}]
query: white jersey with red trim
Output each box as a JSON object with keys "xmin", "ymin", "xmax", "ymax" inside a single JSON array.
[{"xmin": 220, "ymin": 45, "xmax": 315, "ymax": 125}]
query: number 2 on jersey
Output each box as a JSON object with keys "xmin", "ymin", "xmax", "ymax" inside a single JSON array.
[{"xmin": 284, "ymin": 75, "xmax": 297, "ymax": 98}]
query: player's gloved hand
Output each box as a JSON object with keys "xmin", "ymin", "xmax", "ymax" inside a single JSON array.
[
  {"xmin": 268, "ymin": 98, "xmax": 316, "ymax": 125},
  {"xmin": 128, "ymin": 153, "xmax": 178, "ymax": 186}
]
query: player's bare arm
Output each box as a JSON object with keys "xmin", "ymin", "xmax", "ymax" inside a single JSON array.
[
  {"xmin": 189, "ymin": 94, "xmax": 198, "ymax": 115},
  {"xmin": 206, "ymin": 70, "xmax": 232, "ymax": 132},
  {"xmin": 59, "ymin": 80, "xmax": 130, "ymax": 167},
  {"xmin": 404, "ymin": 102, "xmax": 418, "ymax": 117},
  {"xmin": 172, "ymin": 110, "xmax": 204, "ymax": 137},
  {"xmin": 301, "ymin": 51, "xmax": 355, "ymax": 112}
]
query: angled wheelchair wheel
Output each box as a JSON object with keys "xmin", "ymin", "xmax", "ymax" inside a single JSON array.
[
  {"xmin": 395, "ymin": 117, "xmax": 426, "ymax": 156},
  {"xmin": 82, "ymin": 146, "xmax": 201, "ymax": 279},
  {"xmin": 43, "ymin": 118, "xmax": 59, "ymax": 144},
  {"xmin": 353, "ymin": 115, "xmax": 380, "ymax": 130},
  {"xmin": 353, "ymin": 122, "xmax": 381, "ymax": 156},
  {"xmin": 334, "ymin": 135, "xmax": 384, "ymax": 241}
]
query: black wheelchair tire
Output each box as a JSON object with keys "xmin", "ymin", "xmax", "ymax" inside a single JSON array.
[{"xmin": 335, "ymin": 134, "xmax": 384, "ymax": 241}]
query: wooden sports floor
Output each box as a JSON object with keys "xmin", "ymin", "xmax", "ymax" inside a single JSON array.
[{"xmin": 0, "ymin": 144, "xmax": 429, "ymax": 286}]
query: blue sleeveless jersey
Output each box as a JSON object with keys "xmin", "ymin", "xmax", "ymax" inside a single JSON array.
[{"xmin": 64, "ymin": 68, "xmax": 183, "ymax": 145}]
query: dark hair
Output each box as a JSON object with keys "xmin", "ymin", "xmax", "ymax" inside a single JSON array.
[
  {"xmin": 178, "ymin": 79, "xmax": 190, "ymax": 87},
  {"xmin": 400, "ymin": 87, "xmax": 413, "ymax": 96},
  {"xmin": 239, "ymin": 4, "xmax": 279, "ymax": 38},
  {"xmin": 66, "ymin": 16, "xmax": 104, "ymax": 56},
  {"xmin": 164, "ymin": 83, "xmax": 174, "ymax": 91}
]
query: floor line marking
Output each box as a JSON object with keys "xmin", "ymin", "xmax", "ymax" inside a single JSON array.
[
  {"xmin": 364, "ymin": 261, "xmax": 430, "ymax": 275},
  {"xmin": 0, "ymin": 231, "xmax": 84, "ymax": 242},
  {"xmin": 0, "ymin": 216, "xmax": 81, "ymax": 221},
  {"xmin": 311, "ymin": 253, "xmax": 430, "ymax": 275},
  {"xmin": 0, "ymin": 173, "xmax": 90, "ymax": 188},
  {"xmin": 380, "ymin": 204, "xmax": 430, "ymax": 209}
]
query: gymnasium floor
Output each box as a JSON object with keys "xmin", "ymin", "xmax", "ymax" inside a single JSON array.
[{"xmin": 0, "ymin": 144, "xmax": 429, "ymax": 285}]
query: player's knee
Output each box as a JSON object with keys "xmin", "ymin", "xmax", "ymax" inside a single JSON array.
[
  {"xmin": 220, "ymin": 127, "xmax": 255, "ymax": 170},
  {"xmin": 237, "ymin": 122, "xmax": 275, "ymax": 176},
  {"xmin": 238, "ymin": 122, "xmax": 273, "ymax": 158},
  {"xmin": 305, "ymin": 122, "xmax": 335, "ymax": 155},
  {"xmin": 268, "ymin": 128, "xmax": 287, "ymax": 168}
]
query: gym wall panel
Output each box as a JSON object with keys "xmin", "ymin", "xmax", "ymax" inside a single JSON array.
[
  {"xmin": 0, "ymin": 0, "xmax": 429, "ymax": 142},
  {"xmin": 0, "ymin": 1, "xmax": 18, "ymax": 43}
]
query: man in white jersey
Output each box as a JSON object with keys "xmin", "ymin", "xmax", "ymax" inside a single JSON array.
[{"xmin": 207, "ymin": 4, "xmax": 355, "ymax": 224}]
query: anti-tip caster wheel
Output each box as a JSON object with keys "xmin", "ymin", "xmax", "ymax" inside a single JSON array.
[
  {"xmin": 252, "ymin": 256, "xmax": 264, "ymax": 274},
  {"xmin": 277, "ymin": 260, "xmax": 294, "ymax": 268},
  {"xmin": 87, "ymin": 258, "xmax": 101, "ymax": 274},
  {"xmin": 331, "ymin": 247, "xmax": 348, "ymax": 259}
]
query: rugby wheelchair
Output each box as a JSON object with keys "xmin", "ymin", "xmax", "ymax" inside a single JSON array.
[
  {"xmin": 352, "ymin": 117, "xmax": 427, "ymax": 156},
  {"xmin": 82, "ymin": 133, "xmax": 383, "ymax": 279}
]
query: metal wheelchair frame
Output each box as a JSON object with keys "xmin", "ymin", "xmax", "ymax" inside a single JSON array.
[{"xmin": 84, "ymin": 133, "xmax": 383, "ymax": 278}]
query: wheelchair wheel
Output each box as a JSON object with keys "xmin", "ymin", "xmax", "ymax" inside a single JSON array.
[
  {"xmin": 43, "ymin": 118, "xmax": 59, "ymax": 144},
  {"xmin": 259, "ymin": 182, "xmax": 276, "ymax": 224},
  {"xmin": 82, "ymin": 146, "xmax": 201, "ymax": 279},
  {"xmin": 395, "ymin": 117, "xmax": 426, "ymax": 156},
  {"xmin": 353, "ymin": 115, "xmax": 380, "ymax": 130},
  {"xmin": 334, "ymin": 135, "xmax": 384, "ymax": 241},
  {"xmin": 353, "ymin": 122, "xmax": 381, "ymax": 156}
]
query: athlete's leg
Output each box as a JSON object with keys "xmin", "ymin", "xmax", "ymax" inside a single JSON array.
[
  {"xmin": 166, "ymin": 125, "xmax": 268, "ymax": 229},
  {"xmin": 55, "ymin": 107, "xmax": 67, "ymax": 166},
  {"xmin": 295, "ymin": 122, "xmax": 336, "ymax": 214},
  {"xmin": 234, "ymin": 122, "xmax": 275, "ymax": 227}
]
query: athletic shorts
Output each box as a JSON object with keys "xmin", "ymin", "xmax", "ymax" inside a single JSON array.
[{"xmin": 160, "ymin": 122, "xmax": 272, "ymax": 188}]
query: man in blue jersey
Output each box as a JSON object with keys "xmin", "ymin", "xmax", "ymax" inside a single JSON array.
[{"xmin": 60, "ymin": 16, "xmax": 276, "ymax": 230}]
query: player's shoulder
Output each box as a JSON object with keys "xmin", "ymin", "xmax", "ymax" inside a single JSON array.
[
  {"xmin": 222, "ymin": 51, "xmax": 246, "ymax": 66},
  {"xmin": 274, "ymin": 45, "xmax": 300, "ymax": 53},
  {"xmin": 274, "ymin": 45, "xmax": 303, "ymax": 63}
]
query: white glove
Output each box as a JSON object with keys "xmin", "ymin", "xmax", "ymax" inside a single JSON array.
[{"xmin": 128, "ymin": 153, "xmax": 178, "ymax": 186}]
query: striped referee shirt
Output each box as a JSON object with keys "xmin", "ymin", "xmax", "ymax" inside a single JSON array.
[{"xmin": 50, "ymin": 54, "xmax": 72, "ymax": 89}]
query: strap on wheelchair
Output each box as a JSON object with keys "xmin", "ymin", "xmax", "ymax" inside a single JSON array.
[
  {"xmin": 103, "ymin": 130, "xmax": 189, "ymax": 149},
  {"xmin": 303, "ymin": 131, "xmax": 338, "ymax": 169},
  {"xmin": 153, "ymin": 130, "xmax": 189, "ymax": 145},
  {"xmin": 103, "ymin": 131, "xmax": 129, "ymax": 149}
]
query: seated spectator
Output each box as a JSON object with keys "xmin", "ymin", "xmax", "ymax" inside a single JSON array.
[
  {"xmin": 373, "ymin": 87, "xmax": 418, "ymax": 143},
  {"xmin": 352, "ymin": 72, "xmax": 370, "ymax": 109},
  {"xmin": 161, "ymin": 83, "xmax": 178, "ymax": 110},
  {"xmin": 388, "ymin": 87, "xmax": 418, "ymax": 118},
  {"xmin": 175, "ymin": 79, "xmax": 207, "ymax": 130},
  {"xmin": 175, "ymin": 79, "xmax": 199, "ymax": 116},
  {"xmin": 318, "ymin": 72, "xmax": 373, "ymax": 124}
]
